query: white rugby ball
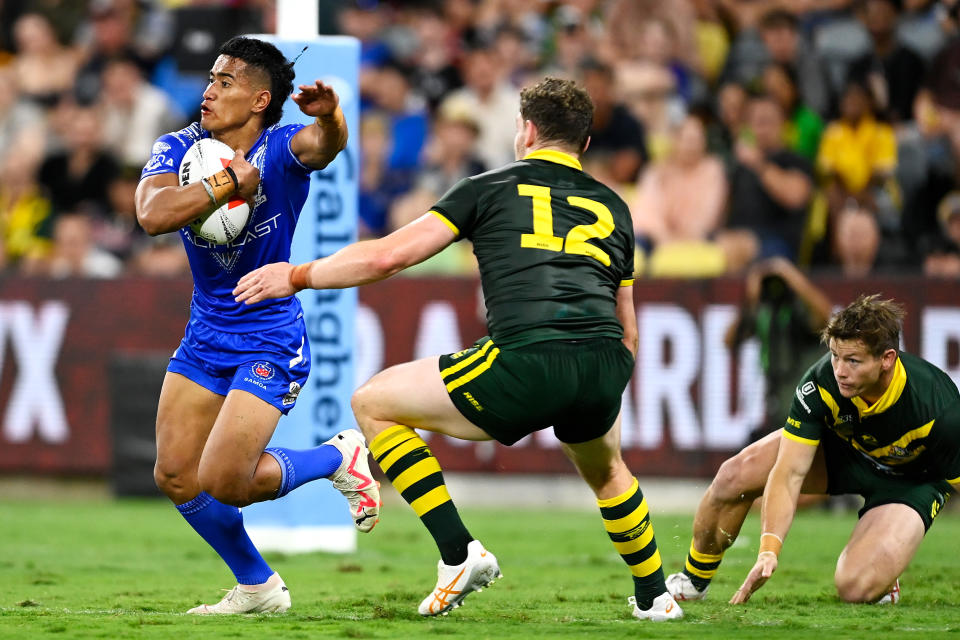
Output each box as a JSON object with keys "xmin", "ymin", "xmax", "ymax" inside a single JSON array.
[{"xmin": 178, "ymin": 137, "xmax": 251, "ymax": 244}]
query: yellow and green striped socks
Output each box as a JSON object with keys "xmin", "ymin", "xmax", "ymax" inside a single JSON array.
[
  {"xmin": 369, "ymin": 425, "xmax": 472, "ymax": 565},
  {"xmin": 682, "ymin": 541, "xmax": 723, "ymax": 592},
  {"xmin": 598, "ymin": 478, "xmax": 666, "ymax": 609}
]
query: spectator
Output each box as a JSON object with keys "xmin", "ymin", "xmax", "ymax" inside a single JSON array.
[
  {"xmin": 98, "ymin": 56, "xmax": 185, "ymax": 167},
  {"xmin": 762, "ymin": 62, "xmax": 824, "ymax": 161},
  {"xmin": 582, "ymin": 59, "xmax": 648, "ymax": 187},
  {"xmin": 720, "ymin": 94, "xmax": 815, "ymax": 267},
  {"xmin": 11, "ymin": 12, "xmax": 77, "ymax": 107},
  {"xmin": 0, "ymin": 63, "xmax": 46, "ymax": 169},
  {"xmin": 632, "ymin": 113, "xmax": 728, "ymax": 276},
  {"xmin": 757, "ymin": 9, "xmax": 833, "ymax": 118},
  {"xmin": 37, "ymin": 103, "xmax": 120, "ymax": 217},
  {"xmin": 440, "ymin": 43, "xmax": 520, "ymax": 170},
  {"xmin": 719, "ymin": 8, "xmax": 834, "ymax": 119},
  {"xmin": 712, "ymin": 80, "xmax": 749, "ymax": 162},
  {"xmin": 96, "ymin": 166, "xmax": 148, "ymax": 263},
  {"xmin": 817, "ymin": 80, "xmax": 898, "ymax": 228},
  {"xmin": 847, "ymin": 0, "xmax": 925, "ymax": 124},
  {"xmin": 833, "ymin": 200, "xmax": 881, "ymax": 276},
  {"xmin": 46, "ymin": 211, "xmax": 123, "ymax": 279},
  {"xmin": 904, "ymin": 38, "xmax": 960, "ymax": 263},
  {"xmin": 74, "ymin": 1, "xmax": 156, "ymax": 104},
  {"xmin": 405, "ymin": 7, "xmax": 465, "ymax": 112},
  {"xmin": 922, "ymin": 191, "xmax": 960, "ymax": 277},
  {"xmin": 0, "ymin": 149, "xmax": 53, "ymax": 269},
  {"xmin": 617, "ymin": 59, "xmax": 685, "ymax": 162}
]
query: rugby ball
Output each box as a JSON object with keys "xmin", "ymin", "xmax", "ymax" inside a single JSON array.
[{"xmin": 178, "ymin": 137, "xmax": 251, "ymax": 244}]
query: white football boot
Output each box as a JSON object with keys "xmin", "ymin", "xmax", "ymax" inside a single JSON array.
[
  {"xmin": 875, "ymin": 578, "xmax": 901, "ymax": 604},
  {"xmin": 666, "ymin": 571, "xmax": 709, "ymax": 601},
  {"xmin": 418, "ymin": 540, "xmax": 501, "ymax": 616},
  {"xmin": 630, "ymin": 591, "xmax": 684, "ymax": 621},
  {"xmin": 326, "ymin": 429, "xmax": 381, "ymax": 532},
  {"xmin": 186, "ymin": 573, "xmax": 290, "ymax": 614}
]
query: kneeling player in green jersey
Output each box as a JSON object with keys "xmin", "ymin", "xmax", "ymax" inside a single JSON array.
[
  {"xmin": 234, "ymin": 77, "xmax": 682, "ymax": 622},
  {"xmin": 666, "ymin": 295, "xmax": 960, "ymax": 605}
]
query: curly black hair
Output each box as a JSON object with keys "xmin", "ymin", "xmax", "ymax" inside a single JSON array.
[{"xmin": 218, "ymin": 36, "xmax": 295, "ymax": 127}]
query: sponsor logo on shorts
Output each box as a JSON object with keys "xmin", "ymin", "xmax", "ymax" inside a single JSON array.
[
  {"xmin": 282, "ymin": 382, "xmax": 302, "ymax": 406},
  {"xmin": 463, "ymin": 391, "xmax": 483, "ymax": 411},
  {"xmin": 252, "ymin": 362, "xmax": 275, "ymax": 380}
]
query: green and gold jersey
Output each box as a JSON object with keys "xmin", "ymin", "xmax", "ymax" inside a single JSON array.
[
  {"xmin": 430, "ymin": 150, "xmax": 635, "ymax": 349},
  {"xmin": 784, "ymin": 351, "xmax": 960, "ymax": 482}
]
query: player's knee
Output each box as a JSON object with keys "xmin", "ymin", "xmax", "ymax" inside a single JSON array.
[
  {"xmin": 834, "ymin": 571, "xmax": 882, "ymax": 603},
  {"xmin": 350, "ymin": 384, "xmax": 380, "ymax": 438},
  {"xmin": 154, "ymin": 460, "xmax": 196, "ymax": 502}
]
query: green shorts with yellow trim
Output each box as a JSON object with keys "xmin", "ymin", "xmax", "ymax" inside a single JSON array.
[
  {"xmin": 439, "ymin": 336, "xmax": 635, "ymax": 446},
  {"xmin": 821, "ymin": 431, "xmax": 952, "ymax": 531}
]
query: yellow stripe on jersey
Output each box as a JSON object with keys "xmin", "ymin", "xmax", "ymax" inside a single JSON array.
[
  {"xmin": 440, "ymin": 340, "xmax": 494, "ymax": 379},
  {"xmin": 865, "ymin": 419, "xmax": 934, "ymax": 458},
  {"xmin": 445, "ymin": 347, "xmax": 500, "ymax": 392},
  {"xmin": 818, "ymin": 386, "xmax": 842, "ymax": 425},
  {"xmin": 429, "ymin": 210, "xmax": 459, "ymax": 236},
  {"xmin": 522, "ymin": 149, "xmax": 583, "ymax": 171},
  {"xmin": 620, "ymin": 278, "xmax": 635, "ymax": 287},
  {"xmin": 851, "ymin": 357, "xmax": 906, "ymax": 418},
  {"xmin": 783, "ymin": 429, "xmax": 820, "ymax": 446}
]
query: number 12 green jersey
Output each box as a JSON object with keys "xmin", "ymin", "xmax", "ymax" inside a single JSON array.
[{"xmin": 430, "ymin": 150, "xmax": 635, "ymax": 349}]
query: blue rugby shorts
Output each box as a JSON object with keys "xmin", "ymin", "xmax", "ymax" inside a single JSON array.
[{"xmin": 168, "ymin": 316, "xmax": 311, "ymax": 414}]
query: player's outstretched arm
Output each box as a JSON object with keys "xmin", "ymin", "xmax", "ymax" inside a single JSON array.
[
  {"xmin": 234, "ymin": 212, "xmax": 455, "ymax": 304},
  {"xmin": 136, "ymin": 149, "xmax": 259, "ymax": 235},
  {"xmin": 290, "ymin": 80, "xmax": 348, "ymax": 169},
  {"xmin": 730, "ymin": 433, "xmax": 817, "ymax": 604}
]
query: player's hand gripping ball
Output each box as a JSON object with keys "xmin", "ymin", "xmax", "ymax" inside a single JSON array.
[{"xmin": 179, "ymin": 137, "xmax": 251, "ymax": 244}]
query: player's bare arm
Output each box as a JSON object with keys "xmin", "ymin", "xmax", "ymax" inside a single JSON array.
[
  {"xmin": 290, "ymin": 80, "xmax": 348, "ymax": 169},
  {"xmin": 615, "ymin": 284, "xmax": 638, "ymax": 357},
  {"xmin": 136, "ymin": 149, "xmax": 260, "ymax": 236},
  {"xmin": 730, "ymin": 433, "xmax": 817, "ymax": 604},
  {"xmin": 234, "ymin": 212, "xmax": 455, "ymax": 303}
]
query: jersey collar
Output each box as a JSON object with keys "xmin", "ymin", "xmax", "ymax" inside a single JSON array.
[
  {"xmin": 523, "ymin": 149, "xmax": 582, "ymax": 171},
  {"xmin": 851, "ymin": 356, "xmax": 906, "ymax": 418}
]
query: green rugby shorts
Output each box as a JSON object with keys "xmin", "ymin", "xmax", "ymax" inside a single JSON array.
[
  {"xmin": 438, "ymin": 336, "xmax": 635, "ymax": 446},
  {"xmin": 822, "ymin": 432, "xmax": 951, "ymax": 531}
]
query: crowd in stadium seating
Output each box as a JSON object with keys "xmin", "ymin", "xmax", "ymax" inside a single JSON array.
[{"xmin": 1, "ymin": 0, "xmax": 960, "ymax": 279}]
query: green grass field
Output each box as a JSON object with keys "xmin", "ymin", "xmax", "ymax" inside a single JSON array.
[{"xmin": 1, "ymin": 496, "xmax": 959, "ymax": 639}]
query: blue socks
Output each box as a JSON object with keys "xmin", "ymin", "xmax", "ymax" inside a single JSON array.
[
  {"xmin": 176, "ymin": 492, "xmax": 274, "ymax": 585},
  {"xmin": 264, "ymin": 444, "xmax": 343, "ymax": 499}
]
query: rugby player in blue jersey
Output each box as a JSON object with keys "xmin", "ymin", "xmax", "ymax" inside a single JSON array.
[{"xmin": 135, "ymin": 36, "xmax": 379, "ymax": 614}]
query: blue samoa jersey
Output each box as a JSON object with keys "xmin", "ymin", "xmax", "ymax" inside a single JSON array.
[{"xmin": 141, "ymin": 122, "xmax": 313, "ymax": 332}]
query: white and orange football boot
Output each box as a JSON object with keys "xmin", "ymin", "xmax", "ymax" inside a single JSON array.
[
  {"xmin": 418, "ymin": 540, "xmax": 501, "ymax": 616},
  {"xmin": 630, "ymin": 592, "xmax": 684, "ymax": 621}
]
